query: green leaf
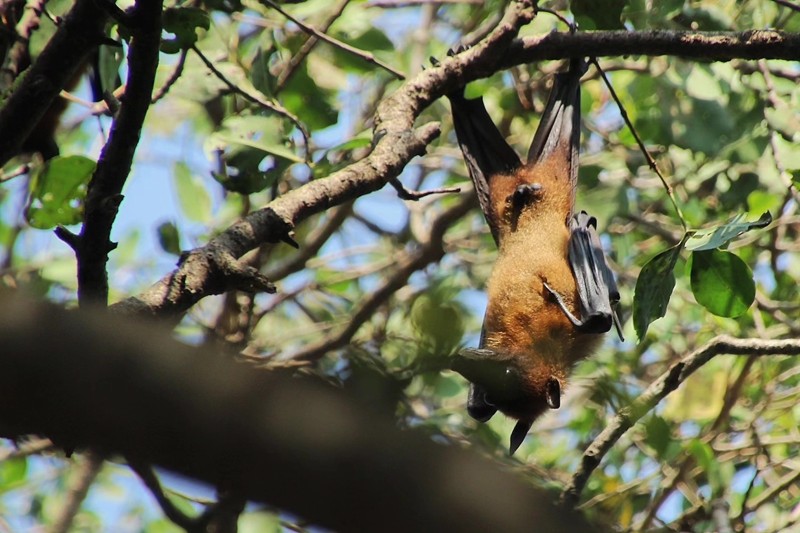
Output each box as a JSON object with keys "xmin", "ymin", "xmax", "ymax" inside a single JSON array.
[
  {"xmin": 97, "ymin": 42, "xmax": 122, "ymax": 96},
  {"xmin": 411, "ymin": 294, "xmax": 465, "ymax": 357},
  {"xmin": 572, "ymin": 0, "xmax": 626, "ymax": 29},
  {"xmin": 685, "ymin": 212, "xmax": 772, "ymax": 251},
  {"xmin": 690, "ymin": 249, "xmax": 754, "ymax": 318},
  {"xmin": 26, "ymin": 155, "xmax": 96, "ymax": 229},
  {"xmin": 633, "ymin": 244, "xmax": 682, "ymax": 341},
  {"xmin": 208, "ymin": 115, "xmax": 303, "ymax": 164},
  {"xmin": 173, "ymin": 162, "xmax": 212, "ymax": 222},
  {"xmin": 162, "ymin": 7, "xmax": 210, "ymax": 54},
  {"xmin": 157, "ymin": 221, "xmax": 181, "ymax": 256},
  {"xmin": 644, "ymin": 415, "xmax": 672, "ymax": 458}
]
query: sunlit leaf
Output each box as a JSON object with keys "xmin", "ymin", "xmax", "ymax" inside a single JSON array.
[
  {"xmin": 690, "ymin": 249, "xmax": 754, "ymax": 317},
  {"xmin": 162, "ymin": 7, "xmax": 210, "ymax": 54},
  {"xmin": 156, "ymin": 221, "xmax": 181, "ymax": 256},
  {"xmin": 26, "ymin": 155, "xmax": 95, "ymax": 229},
  {"xmin": 173, "ymin": 162, "xmax": 212, "ymax": 222},
  {"xmin": 685, "ymin": 211, "xmax": 771, "ymax": 251}
]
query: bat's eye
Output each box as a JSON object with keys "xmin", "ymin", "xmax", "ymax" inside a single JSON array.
[{"xmin": 545, "ymin": 377, "xmax": 561, "ymax": 409}]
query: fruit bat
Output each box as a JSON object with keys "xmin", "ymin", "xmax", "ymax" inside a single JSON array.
[{"xmin": 448, "ymin": 58, "xmax": 622, "ymax": 454}]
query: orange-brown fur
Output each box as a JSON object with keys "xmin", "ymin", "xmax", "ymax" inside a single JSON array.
[{"xmin": 482, "ymin": 151, "xmax": 603, "ymax": 421}]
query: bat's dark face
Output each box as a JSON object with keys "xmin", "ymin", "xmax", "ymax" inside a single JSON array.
[{"xmin": 468, "ymin": 366, "xmax": 562, "ymax": 455}]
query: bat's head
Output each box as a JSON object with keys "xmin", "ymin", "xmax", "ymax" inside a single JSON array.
[{"xmin": 467, "ymin": 362, "xmax": 565, "ymax": 454}]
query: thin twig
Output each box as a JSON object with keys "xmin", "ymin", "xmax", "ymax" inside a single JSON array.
[
  {"xmin": 590, "ymin": 57, "xmax": 687, "ymax": 231},
  {"xmin": 560, "ymin": 335, "xmax": 800, "ymax": 508},
  {"xmin": 49, "ymin": 453, "xmax": 104, "ymax": 533},
  {"xmin": 190, "ymin": 44, "xmax": 310, "ymax": 159},
  {"xmin": 389, "ymin": 177, "xmax": 461, "ymax": 200},
  {"xmin": 261, "ymin": 0, "xmax": 405, "ymax": 80},
  {"xmin": 151, "ymin": 49, "xmax": 187, "ymax": 103},
  {"xmin": 770, "ymin": 0, "xmax": 800, "ymax": 13},
  {"xmin": 276, "ymin": 0, "xmax": 350, "ymax": 92},
  {"xmin": 0, "ymin": 0, "xmax": 47, "ymax": 89},
  {"xmin": 0, "ymin": 437, "xmax": 53, "ymax": 460},
  {"xmin": 129, "ymin": 460, "xmax": 199, "ymax": 530}
]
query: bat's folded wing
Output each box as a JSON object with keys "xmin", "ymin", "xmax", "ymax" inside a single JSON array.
[
  {"xmin": 567, "ymin": 211, "xmax": 623, "ymax": 339},
  {"xmin": 448, "ymin": 90, "xmax": 521, "ymax": 243}
]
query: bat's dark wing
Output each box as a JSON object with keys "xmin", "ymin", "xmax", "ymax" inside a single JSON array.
[
  {"xmin": 527, "ymin": 59, "xmax": 587, "ymax": 192},
  {"xmin": 547, "ymin": 211, "xmax": 623, "ymax": 339},
  {"xmin": 448, "ymin": 90, "xmax": 521, "ymax": 244}
]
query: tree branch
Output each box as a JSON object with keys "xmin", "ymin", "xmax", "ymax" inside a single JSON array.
[
  {"xmin": 110, "ymin": 0, "xmax": 537, "ymax": 318},
  {"xmin": 60, "ymin": 0, "xmax": 163, "ymax": 307},
  {"xmin": 0, "ymin": 0, "xmax": 108, "ymax": 166},
  {"xmin": 0, "ymin": 294, "xmax": 595, "ymax": 533},
  {"xmin": 560, "ymin": 335, "xmax": 800, "ymax": 508}
]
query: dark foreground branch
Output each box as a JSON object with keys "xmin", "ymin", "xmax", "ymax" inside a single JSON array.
[
  {"xmin": 0, "ymin": 294, "xmax": 595, "ymax": 533},
  {"xmin": 560, "ymin": 335, "xmax": 800, "ymax": 508}
]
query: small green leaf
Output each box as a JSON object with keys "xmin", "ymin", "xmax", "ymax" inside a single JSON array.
[
  {"xmin": 26, "ymin": 155, "xmax": 96, "ymax": 229},
  {"xmin": 97, "ymin": 43, "xmax": 122, "ymax": 96},
  {"xmin": 156, "ymin": 221, "xmax": 181, "ymax": 256},
  {"xmin": 685, "ymin": 212, "xmax": 772, "ymax": 251},
  {"xmin": 173, "ymin": 162, "xmax": 212, "ymax": 222},
  {"xmin": 690, "ymin": 249, "xmax": 754, "ymax": 317},
  {"xmin": 633, "ymin": 244, "xmax": 682, "ymax": 341},
  {"xmin": 572, "ymin": 0, "xmax": 626, "ymax": 29},
  {"xmin": 411, "ymin": 294, "xmax": 465, "ymax": 357},
  {"xmin": 644, "ymin": 415, "xmax": 672, "ymax": 458},
  {"xmin": 162, "ymin": 7, "xmax": 210, "ymax": 54}
]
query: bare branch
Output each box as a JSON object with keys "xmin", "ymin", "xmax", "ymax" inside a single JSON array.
[
  {"xmin": 0, "ymin": 295, "xmax": 595, "ymax": 533},
  {"xmin": 111, "ymin": 0, "xmax": 537, "ymax": 319},
  {"xmin": 49, "ymin": 453, "xmax": 104, "ymax": 533},
  {"xmin": 72, "ymin": 0, "xmax": 163, "ymax": 306},
  {"xmin": 0, "ymin": 0, "xmax": 108, "ymax": 166},
  {"xmin": 560, "ymin": 335, "xmax": 800, "ymax": 508}
]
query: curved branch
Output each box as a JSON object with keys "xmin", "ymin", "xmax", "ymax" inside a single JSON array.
[
  {"xmin": 560, "ymin": 335, "xmax": 800, "ymax": 508},
  {"xmin": 0, "ymin": 295, "xmax": 595, "ymax": 533},
  {"xmin": 110, "ymin": 1, "xmax": 537, "ymax": 318},
  {"xmin": 0, "ymin": 0, "xmax": 108, "ymax": 166}
]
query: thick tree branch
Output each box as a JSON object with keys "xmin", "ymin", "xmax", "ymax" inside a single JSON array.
[
  {"xmin": 560, "ymin": 335, "xmax": 800, "ymax": 508},
  {"xmin": 0, "ymin": 295, "xmax": 595, "ymax": 533},
  {"xmin": 62, "ymin": 0, "xmax": 163, "ymax": 307},
  {"xmin": 0, "ymin": 0, "xmax": 107, "ymax": 166},
  {"xmin": 111, "ymin": 15, "xmax": 800, "ymax": 321},
  {"xmin": 111, "ymin": 0, "xmax": 536, "ymax": 318},
  {"xmin": 504, "ymin": 29, "xmax": 800, "ymax": 64}
]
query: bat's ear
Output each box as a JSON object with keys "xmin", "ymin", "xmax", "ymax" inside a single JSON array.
[
  {"xmin": 510, "ymin": 419, "xmax": 533, "ymax": 455},
  {"xmin": 545, "ymin": 377, "xmax": 561, "ymax": 409}
]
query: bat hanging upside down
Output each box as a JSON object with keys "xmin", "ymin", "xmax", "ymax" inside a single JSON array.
[{"xmin": 448, "ymin": 58, "xmax": 623, "ymax": 454}]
